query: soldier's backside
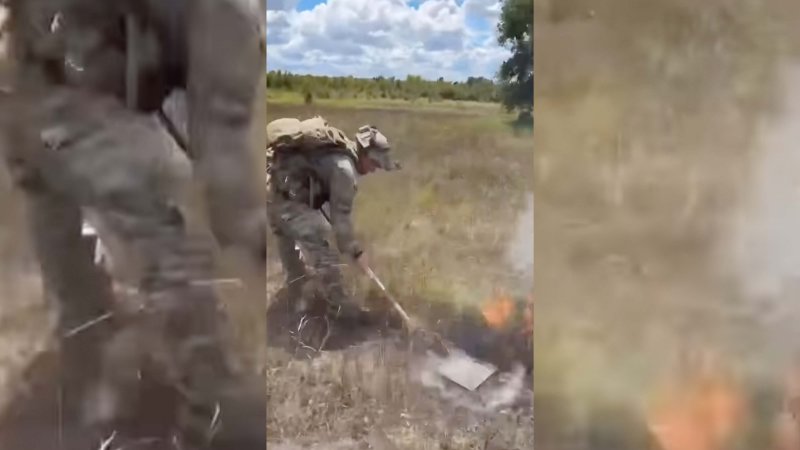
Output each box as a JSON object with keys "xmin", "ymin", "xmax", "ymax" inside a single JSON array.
[{"xmin": 0, "ymin": 1, "xmax": 266, "ymax": 449}]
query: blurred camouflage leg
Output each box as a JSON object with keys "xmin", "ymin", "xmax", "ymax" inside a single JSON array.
[
  {"xmin": 85, "ymin": 189, "xmax": 265, "ymax": 448},
  {"xmin": 268, "ymin": 191, "xmax": 310, "ymax": 312},
  {"xmin": 31, "ymin": 91, "xmax": 263, "ymax": 447},
  {"xmin": 24, "ymin": 188, "xmax": 117, "ymax": 408}
]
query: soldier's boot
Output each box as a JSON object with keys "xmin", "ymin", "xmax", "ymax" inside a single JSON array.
[
  {"xmin": 172, "ymin": 338, "xmax": 265, "ymax": 450},
  {"xmin": 87, "ymin": 292, "xmax": 265, "ymax": 449},
  {"xmin": 82, "ymin": 321, "xmax": 176, "ymax": 443},
  {"xmin": 151, "ymin": 238, "xmax": 264, "ymax": 449},
  {"xmin": 84, "ymin": 300, "xmax": 263, "ymax": 450},
  {"xmin": 86, "ymin": 232, "xmax": 263, "ymax": 448}
]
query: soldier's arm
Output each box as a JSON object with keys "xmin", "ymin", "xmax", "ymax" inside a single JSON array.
[
  {"xmin": 328, "ymin": 159, "xmax": 363, "ymax": 260},
  {"xmin": 185, "ymin": 0, "xmax": 266, "ymax": 253}
]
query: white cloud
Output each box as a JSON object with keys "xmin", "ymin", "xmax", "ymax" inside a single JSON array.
[{"xmin": 266, "ymin": 0, "xmax": 511, "ymax": 81}]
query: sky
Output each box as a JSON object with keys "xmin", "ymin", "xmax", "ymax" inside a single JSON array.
[{"xmin": 266, "ymin": 0, "xmax": 511, "ymax": 82}]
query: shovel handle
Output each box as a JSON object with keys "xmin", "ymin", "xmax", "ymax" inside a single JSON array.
[
  {"xmin": 366, "ymin": 269, "xmax": 451, "ymax": 356},
  {"xmin": 365, "ymin": 267, "xmax": 414, "ymax": 328}
]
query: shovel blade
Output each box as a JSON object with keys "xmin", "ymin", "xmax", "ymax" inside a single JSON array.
[{"xmin": 435, "ymin": 351, "xmax": 497, "ymax": 391}]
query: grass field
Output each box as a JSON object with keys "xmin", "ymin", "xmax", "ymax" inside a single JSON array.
[
  {"xmin": 265, "ymin": 100, "xmax": 534, "ymax": 448},
  {"xmin": 267, "ymin": 88, "xmax": 506, "ymax": 116}
]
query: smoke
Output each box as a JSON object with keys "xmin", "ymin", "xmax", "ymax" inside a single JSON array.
[
  {"xmin": 507, "ymin": 193, "xmax": 534, "ymax": 291},
  {"xmin": 721, "ymin": 63, "xmax": 800, "ymax": 358},
  {"xmin": 413, "ymin": 351, "xmax": 531, "ymax": 414}
]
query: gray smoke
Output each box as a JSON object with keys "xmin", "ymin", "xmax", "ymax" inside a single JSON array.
[
  {"xmin": 506, "ymin": 193, "xmax": 534, "ymax": 291},
  {"xmin": 721, "ymin": 64, "xmax": 800, "ymax": 351},
  {"xmin": 413, "ymin": 352, "xmax": 530, "ymax": 414}
]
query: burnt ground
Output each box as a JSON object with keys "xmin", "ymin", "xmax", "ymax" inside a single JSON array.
[{"xmin": 266, "ymin": 287, "xmax": 533, "ymax": 449}]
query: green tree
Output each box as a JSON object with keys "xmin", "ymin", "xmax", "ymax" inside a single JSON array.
[{"xmin": 497, "ymin": 0, "xmax": 533, "ymax": 115}]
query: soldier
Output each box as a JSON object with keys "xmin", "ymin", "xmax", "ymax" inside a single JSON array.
[
  {"xmin": 267, "ymin": 119, "xmax": 399, "ymax": 325},
  {"xmin": 0, "ymin": 0, "xmax": 265, "ymax": 448}
]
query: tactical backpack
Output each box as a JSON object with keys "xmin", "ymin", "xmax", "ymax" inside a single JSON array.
[{"xmin": 266, "ymin": 116, "xmax": 358, "ymax": 190}]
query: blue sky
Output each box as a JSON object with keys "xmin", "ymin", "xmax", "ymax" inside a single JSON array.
[{"xmin": 266, "ymin": 0, "xmax": 511, "ymax": 82}]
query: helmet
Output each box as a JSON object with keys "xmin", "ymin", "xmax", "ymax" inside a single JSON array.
[{"xmin": 355, "ymin": 125, "xmax": 401, "ymax": 171}]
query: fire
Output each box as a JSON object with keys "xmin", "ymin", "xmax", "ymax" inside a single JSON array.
[
  {"xmin": 646, "ymin": 351, "xmax": 746, "ymax": 450},
  {"xmin": 480, "ymin": 290, "xmax": 515, "ymax": 329}
]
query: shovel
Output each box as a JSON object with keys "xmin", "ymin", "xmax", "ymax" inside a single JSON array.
[
  {"xmin": 318, "ymin": 206, "xmax": 497, "ymax": 390},
  {"xmin": 362, "ymin": 262, "xmax": 497, "ymax": 391}
]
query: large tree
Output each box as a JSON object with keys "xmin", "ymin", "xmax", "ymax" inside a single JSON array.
[{"xmin": 497, "ymin": 0, "xmax": 533, "ymax": 116}]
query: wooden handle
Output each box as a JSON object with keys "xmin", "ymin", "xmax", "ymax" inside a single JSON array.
[{"xmin": 365, "ymin": 267, "xmax": 414, "ymax": 328}]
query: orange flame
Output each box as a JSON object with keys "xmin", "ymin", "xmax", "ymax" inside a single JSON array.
[
  {"xmin": 480, "ymin": 290, "xmax": 515, "ymax": 329},
  {"xmin": 646, "ymin": 351, "xmax": 746, "ymax": 450}
]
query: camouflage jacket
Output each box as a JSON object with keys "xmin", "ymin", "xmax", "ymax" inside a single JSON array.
[
  {"xmin": 269, "ymin": 149, "xmax": 363, "ymax": 259},
  {"xmin": 3, "ymin": 0, "xmax": 266, "ymax": 251}
]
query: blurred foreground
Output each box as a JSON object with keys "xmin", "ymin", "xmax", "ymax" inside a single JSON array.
[{"xmin": 535, "ymin": 0, "xmax": 800, "ymax": 448}]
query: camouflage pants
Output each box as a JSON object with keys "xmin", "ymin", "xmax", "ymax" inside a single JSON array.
[
  {"xmin": 267, "ymin": 194, "xmax": 351, "ymax": 312},
  {"xmin": 12, "ymin": 89, "xmax": 263, "ymax": 447}
]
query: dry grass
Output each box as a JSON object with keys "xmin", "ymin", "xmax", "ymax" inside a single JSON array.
[
  {"xmin": 266, "ymin": 339, "xmax": 532, "ymax": 449},
  {"xmin": 534, "ymin": 0, "xmax": 800, "ymax": 446},
  {"xmin": 266, "ymin": 102, "xmax": 533, "ymax": 447}
]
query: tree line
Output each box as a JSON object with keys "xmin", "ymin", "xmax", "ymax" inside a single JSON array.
[{"xmin": 266, "ymin": 71, "xmax": 500, "ymax": 103}]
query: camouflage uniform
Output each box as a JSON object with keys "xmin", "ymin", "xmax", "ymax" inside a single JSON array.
[
  {"xmin": 267, "ymin": 126, "xmax": 397, "ymax": 321},
  {"xmin": 1, "ymin": 0, "xmax": 265, "ymax": 447}
]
